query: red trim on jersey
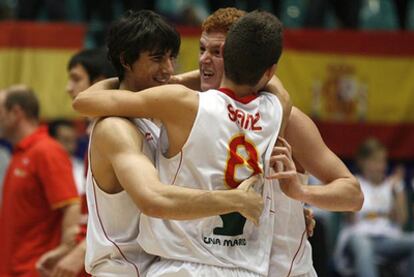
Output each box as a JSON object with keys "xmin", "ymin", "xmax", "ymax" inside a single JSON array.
[
  {"xmin": 218, "ymin": 88, "xmax": 258, "ymax": 104},
  {"xmin": 171, "ymin": 151, "xmax": 183, "ymax": 185},
  {"xmin": 286, "ymin": 229, "xmax": 307, "ymax": 277},
  {"xmin": 91, "ymin": 178, "xmax": 140, "ymax": 276}
]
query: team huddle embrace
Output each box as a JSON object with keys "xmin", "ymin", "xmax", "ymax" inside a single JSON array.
[{"xmin": 0, "ymin": 7, "xmax": 363, "ymax": 277}]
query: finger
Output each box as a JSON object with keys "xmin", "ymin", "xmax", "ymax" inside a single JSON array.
[
  {"xmin": 270, "ymin": 155, "xmax": 295, "ymax": 170},
  {"xmin": 271, "ymin": 146, "xmax": 291, "ymax": 157},
  {"xmin": 266, "ymin": 171, "xmax": 297, "ymax": 179},
  {"xmin": 277, "ymin": 137, "xmax": 292, "ymax": 153},
  {"xmin": 304, "ymin": 208, "xmax": 314, "ymax": 218}
]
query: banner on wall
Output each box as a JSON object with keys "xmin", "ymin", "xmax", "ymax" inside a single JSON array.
[
  {"xmin": 0, "ymin": 21, "xmax": 85, "ymax": 119},
  {"xmin": 1, "ymin": 23, "xmax": 413, "ymax": 158}
]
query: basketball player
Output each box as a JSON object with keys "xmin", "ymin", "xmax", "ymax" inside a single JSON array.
[
  {"xmin": 75, "ymin": 10, "xmax": 265, "ymax": 276},
  {"xmin": 74, "ymin": 10, "xmax": 289, "ymax": 276},
  {"xmin": 75, "ymin": 8, "xmax": 363, "ymax": 277},
  {"xmin": 197, "ymin": 8, "xmax": 363, "ymax": 277}
]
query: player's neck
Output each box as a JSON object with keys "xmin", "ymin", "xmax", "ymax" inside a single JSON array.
[{"xmin": 220, "ymin": 78, "xmax": 256, "ymax": 97}]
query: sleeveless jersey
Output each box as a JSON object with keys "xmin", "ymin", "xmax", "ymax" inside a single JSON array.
[
  {"xmin": 138, "ymin": 88, "xmax": 283, "ymax": 276},
  {"xmin": 85, "ymin": 118, "xmax": 159, "ymax": 276},
  {"xmin": 268, "ymin": 174, "xmax": 314, "ymax": 277}
]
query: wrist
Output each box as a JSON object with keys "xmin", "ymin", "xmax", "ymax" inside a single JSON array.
[
  {"xmin": 298, "ymin": 185, "xmax": 311, "ymax": 204},
  {"xmin": 223, "ymin": 189, "xmax": 244, "ymax": 213}
]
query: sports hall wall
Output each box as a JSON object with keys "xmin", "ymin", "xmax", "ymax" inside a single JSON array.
[{"xmin": 0, "ymin": 21, "xmax": 413, "ymax": 159}]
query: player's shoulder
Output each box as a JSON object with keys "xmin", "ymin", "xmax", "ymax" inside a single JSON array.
[
  {"xmin": 92, "ymin": 117, "xmax": 143, "ymax": 147},
  {"xmin": 288, "ymin": 107, "xmax": 317, "ymax": 130}
]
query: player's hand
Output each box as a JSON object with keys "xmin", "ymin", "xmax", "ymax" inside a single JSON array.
[
  {"xmin": 267, "ymin": 137, "xmax": 306, "ymax": 201},
  {"xmin": 304, "ymin": 208, "xmax": 316, "ymax": 237},
  {"xmin": 36, "ymin": 245, "xmax": 71, "ymax": 277},
  {"xmin": 388, "ymin": 165, "xmax": 406, "ymax": 193},
  {"xmin": 237, "ymin": 174, "xmax": 264, "ymax": 226},
  {"xmin": 50, "ymin": 247, "xmax": 85, "ymax": 277}
]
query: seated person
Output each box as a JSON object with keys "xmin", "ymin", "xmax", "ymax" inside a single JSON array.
[{"xmin": 335, "ymin": 138, "xmax": 414, "ymax": 277}]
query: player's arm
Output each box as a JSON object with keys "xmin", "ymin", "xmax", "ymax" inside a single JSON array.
[
  {"xmin": 264, "ymin": 75, "xmax": 292, "ymax": 135},
  {"xmin": 170, "ymin": 70, "xmax": 201, "ymax": 90},
  {"xmin": 270, "ymin": 107, "xmax": 363, "ymax": 211},
  {"xmin": 94, "ymin": 117, "xmax": 263, "ymax": 223},
  {"xmin": 388, "ymin": 166, "xmax": 408, "ymax": 225},
  {"xmin": 73, "ymin": 82, "xmax": 197, "ymax": 122}
]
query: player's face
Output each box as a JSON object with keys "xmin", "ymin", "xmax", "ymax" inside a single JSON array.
[
  {"xmin": 127, "ymin": 50, "xmax": 175, "ymax": 91},
  {"xmin": 361, "ymin": 149, "xmax": 387, "ymax": 184},
  {"xmin": 199, "ymin": 31, "xmax": 225, "ymax": 91},
  {"xmin": 66, "ymin": 64, "xmax": 91, "ymax": 100}
]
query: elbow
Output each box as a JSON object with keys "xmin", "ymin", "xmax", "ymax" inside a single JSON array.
[
  {"xmin": 350, "ymin": 177, "xmax": 364, "ymax": 211},
  {"xmin": 72, "ymin": 93, "xmax": 91, "ymax": 115},
  {"xmin": 72, "ymin": 95, "xmax": 84, "ymax": 113}
]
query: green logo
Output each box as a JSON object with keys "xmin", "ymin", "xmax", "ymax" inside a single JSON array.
[{"xmin": 213, "ymin": 212, "xmax": 246, "ymax": 236}]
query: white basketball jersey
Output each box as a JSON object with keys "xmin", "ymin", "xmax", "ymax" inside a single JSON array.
[
  {"xmin": 268, "ymin": 174, "xmax": 314, "ymax": 277},
  {"xmin": 138, "ymin": 88, "xmax": 283, "ymax": 276},
  {"xmin": 85, "ymin": 118, "xmax": 159, "ymax": 276}
]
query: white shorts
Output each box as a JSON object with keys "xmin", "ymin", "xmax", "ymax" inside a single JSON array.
[
  {"xmin": 292, "ymin": 267, "xmax": 318, "ymax": 277},
  {"xmin": 146, "ymin": 259, "xmax": 263, "ymax": 277}
]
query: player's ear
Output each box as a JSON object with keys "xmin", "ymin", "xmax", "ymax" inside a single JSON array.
[
  {"xmin": 120, "ymin": 53, "xmax": 131, "ymax": 71},
  {"xmin": 265, "ymin": 64, "xmax": 277, "ymax": 79}
]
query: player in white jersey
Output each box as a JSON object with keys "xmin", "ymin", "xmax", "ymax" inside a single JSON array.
[
  {"xmin": 82, "ymin": 10, "xmax": 266, "ymax": 276},
  {"xmin": 74, "ymin": 11, "xmax": 291, "ymax": 276},
  {"xmin": 197, "ymin": 8, "xmax": 363, "ymax": 277}
]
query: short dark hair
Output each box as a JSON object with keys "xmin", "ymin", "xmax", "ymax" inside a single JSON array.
[
  {"xmin": 48, "ymin": 119, "xmax": 74, "ymax": 138},
  {"xmin": 68, "ymin": 48, "xmax": 116, "ymax": 83},
  {"xmin": 356, "ymin": 138, "xmax": 386, "ymax": 161},
  {"xmin": 5, "ymin": 86, "xmax": 39, "ymax": 120},
  {"xmin": 223, "ymin": 11, "xmax": 283, "ymax": 86},
  {"xmin": 107, "ymin": 10, "xmax": 181, "ymax": 81}
]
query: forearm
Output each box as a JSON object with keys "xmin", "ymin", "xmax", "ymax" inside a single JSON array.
[
  {"xmin": 73, "ymin": 89, "xmax": 133, "ymax": 117},
  {"xmin": 68, "ymin": 239, "xmax": 86, "ymax": 261},
  {"xmin": 170, "ymin": 70, "xmax": 200, "ymax": 90},
  {"xmin": 142, "ymin": 185, "xmax": 244, "ymax": 220},
  {"xmin": 300, "ymin": 177, "xmax": 363, "ymax": 211},
  {"xmin": 392, "ymin": 191, "xmax": 408, "ymax": 225},
  {"xmin": 61, "ymin": 203, "xmax": 81, "ymax": 246}
]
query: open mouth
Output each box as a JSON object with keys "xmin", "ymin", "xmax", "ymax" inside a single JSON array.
[
  {"xmin": 153, "ymin": 76, "xmax": 169, "ymax": 84},
  {"xmin": 202, "ymin": 69, "xmax": 214, "ymax": 79}
]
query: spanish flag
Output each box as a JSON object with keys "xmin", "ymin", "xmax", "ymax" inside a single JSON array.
[
  {"xmin": 278, "ymin": 30, "xmax": 414, "ymax": 159},
  {"xmin": 0, "ymin": 21, "xmax": 85, "ymax": 119}
]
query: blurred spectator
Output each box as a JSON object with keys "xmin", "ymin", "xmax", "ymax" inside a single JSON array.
[
  {"xmin": 207, "ymin": 0, "xmax": 281, "ymax": 16},
  {"xmin": 155, "ymin": 0, "xmax": 208, "ymax": 26},
  {"xmin": 85, "ymin": 0, "xmax": 154, "ymax": 23},
  {"xmin": 0, "ymin": 140, "xmax": 10, "ymax": 205},
  {"xmin": 16, "ymin": 0, "xmax": 66, "ymax": 20},
  {"xmin": 304, "ymin": 0, "xmax": 362, "ymax": 29},
  {"xmin": 335, "ymin": 138, "xmax": 414, "ymax": 277},
  {"xmin": 394, "ymin": 0, "xmax": 409, "ymax": 29},
  {"xmin": 0, "ymin": 85, "xmax": 79, "ymax": 276},
  {"xmin": 49, "ymin": 119, "xmax": 84, "ymax": 194}
]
